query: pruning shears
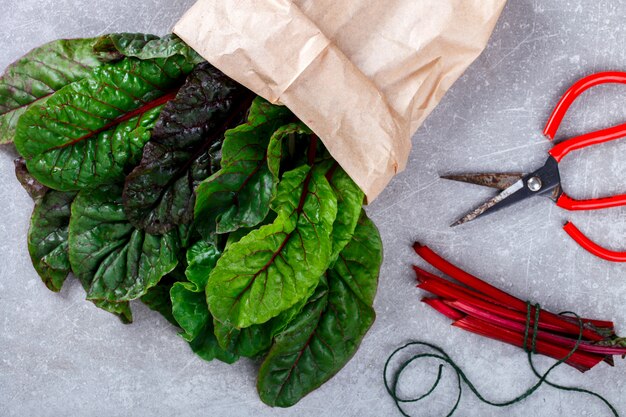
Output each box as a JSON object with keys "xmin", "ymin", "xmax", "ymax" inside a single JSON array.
[{"xmin": 444, "ymin": 71, "xmax": 626, "ymax": 262}]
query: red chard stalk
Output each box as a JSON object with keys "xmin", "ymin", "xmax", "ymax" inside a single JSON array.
[{"xmin": 413, "ymin": 243, "xmax": 626, "ymax": 372}]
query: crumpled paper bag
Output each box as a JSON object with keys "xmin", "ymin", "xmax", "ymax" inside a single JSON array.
[{"xmin": 174, "ymin": 0, "xmax": 506, "ymax": 201}]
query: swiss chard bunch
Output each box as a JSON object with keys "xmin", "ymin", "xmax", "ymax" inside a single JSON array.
[
  {"xmin": 413, "ymin": 243, "xmax": 626, "ymax": 372},
  {"xmin": 1, "ymin": 34, "xmax": 383, "ymax": 407}
]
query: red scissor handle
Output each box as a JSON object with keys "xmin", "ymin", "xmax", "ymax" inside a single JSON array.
[
  {"xmin": 563, "ymin": 221, "xmax": 626, "ymax": 262},
  {"xmin": 544, "ymin": 71, "xmax": 626, "ymax": 162},
  {"xmin": 556, "ymin": 193, "xmax": 626, "ymax": 211},
  {"xmin": 549, "ymin": 122, "xmax": 626, "ymax": 162},
  {"xmin": 541, "ymin": 72, "xmax": 626, "ymax": 210}
]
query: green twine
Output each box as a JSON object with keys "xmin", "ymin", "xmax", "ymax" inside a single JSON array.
[{"xmin": 383, "ymin": 302, "xmax": 619, "ymax": 417}]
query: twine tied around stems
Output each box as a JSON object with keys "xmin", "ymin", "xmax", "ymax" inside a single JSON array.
[{"xmin": 383, "ymin": 302, "xmax": 619, "ymax": 417}]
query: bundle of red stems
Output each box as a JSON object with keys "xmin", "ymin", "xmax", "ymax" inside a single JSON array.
[{"xmin": 413, "ymin": 243, "xmax": 626, "ymax": 372}]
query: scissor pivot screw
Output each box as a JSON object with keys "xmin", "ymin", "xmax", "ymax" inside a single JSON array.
[{"xmin": 527, "ymin": 176, "xmax": 543, "ymax": 192}]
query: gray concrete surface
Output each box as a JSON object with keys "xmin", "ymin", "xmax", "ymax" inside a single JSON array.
[{"xmin": 1, "ymin": 1, "xmax": 626, "ymax": 416}]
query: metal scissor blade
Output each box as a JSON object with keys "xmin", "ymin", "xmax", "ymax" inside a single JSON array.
[
  {"xmin": 440, "ymin": 173, "xmax": 525, "ymax": 191},
  {"xmin": 449, "ymin": 157, "xmax": 562, "ymax": 227},
  {"xmin": 450, "ymin": 179, "xmax": 533, "ymax": 227}
]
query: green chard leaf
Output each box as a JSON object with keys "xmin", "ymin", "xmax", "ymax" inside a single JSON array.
[
  {"xmin": 208, "ymin": 230, "xmax": 298, "ymax": 358},
  {"xmin": 171, "ymin": 282, "xmax": 211, "ymax": 342},
  {"xmin": 27, "ymin": 190, "xmax": 77, "ymax": 292},
  {"xmin": 257, "ymin": 212, "xmax": 382, "ymax": 407},
  {"xmin": 123, "ymin": 63, "xmax": 252, "ymax": 234},
  {"xmin": 94, "ymin": 299, "xmax": 133, "ymax": 324},
  {"xmin": 188, "ymin": 320, "xmax": 239, "ymax": 364},
  {"xmin": 211, "ymin": 282, "xmax": 313, "ymax": 358},
  {"xmin": 14, "ymin": 55, "xmax": 195, "ymax": 191},
  {"xmin": 213, "ymin": 319, "xmax": 273, "ymax": 358},
  {"xmin": 140, "ymin": 272, "xmax": 186, "ymax": 326},
  {"xmin": 211, "ymin": 274, "xmax": 315, "ymax": 353},
  {"xmin": 185, "ymin": 239, "xmax": 221, "ymax": 288},
  {"xmin": 68, "ymin": 184, "xmax": 180, "ymax": 303},
  {"xmin": 15, "ymin": 157, "xmax": 49, "ymax": 201},
  {"xmin": 94, "ymin": 33, "xmax": 204, "ymax": 64},
  {"xmin": 267, "ymin": 282, "xmax": 318, "ymax": 336},
  {"xmin": 211, "ymin": 276, "xmax": 317, "ymax": 358},
  {"xmin": 194, "ymin": 98, "xmax": 293, "ymax": 237},
  {"xmin": 170, "ymin": 240, "xmax": 237, "ymax": 363},
  {"xmin": 266, "ymin": 122, "xmax": 313, "ymax": 180},
  {"xmin": 0, "ymin": 37, "xmax": 117, "ymax": 145},
  {"xmin": 331, "ymin": 212, "xmax": 382, "ymax": 305},
  {"xmin": 327, "ymin": 166, "xmax": 364, "ymax": 264},
  {"xmin": 206, "ymin": 163, "xmax": 338, "ymax": 329},
  {"xmin": 257, "ymin": 276, "xmax": 331, "ymax": 407}
]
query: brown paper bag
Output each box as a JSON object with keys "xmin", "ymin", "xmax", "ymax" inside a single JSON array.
[{"xmin": 173, "ymin": 0, "xmax": 506, "ymax": 201}]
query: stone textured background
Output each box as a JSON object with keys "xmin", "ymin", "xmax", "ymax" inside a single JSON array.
[{"xmin": 1, "ymin": 1, "xmax": 625, "ymax": 416}]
